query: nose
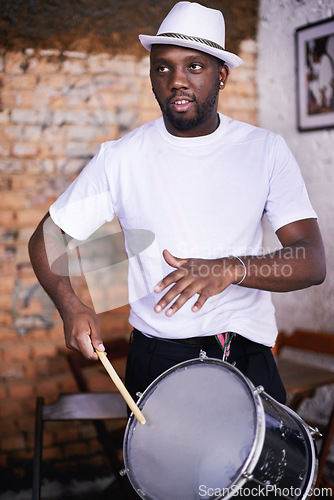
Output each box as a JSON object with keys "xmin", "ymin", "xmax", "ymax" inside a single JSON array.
[{"xmin": 170, "ymin": 66, "xmax": 189, "ymax": 90}]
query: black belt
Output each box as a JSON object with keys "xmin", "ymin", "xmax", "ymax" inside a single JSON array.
[
  {"xmin": 171, "ymin": 335, "xmax": 218, "ymax": 346},
  {"xmin": 172, "ymin": 333, "xmax": 244, "ymax": 346},
  {"xmin": 132, "ymin": 329, "xmax": 242, "ymax": 347}
]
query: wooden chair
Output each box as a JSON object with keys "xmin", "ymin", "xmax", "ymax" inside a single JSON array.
[
  {"xmin": 32, "ymin": 393, "xmax": 131, "ymax": 500},
  {"xmin": 33, "ymin": 337, "xmax": 134, "ymax": 499},
  {"xmin": 275, "ymin": 329, "xmax": 334, "ymax": 492}
]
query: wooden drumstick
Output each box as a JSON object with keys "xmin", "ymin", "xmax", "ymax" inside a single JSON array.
[{"xmin": 96, "ymin": 350, "xmax": 146, "ymax": 425}]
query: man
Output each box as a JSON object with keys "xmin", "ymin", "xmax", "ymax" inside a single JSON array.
[{"xmin": 29, "ymin": 2, "xmax": 326, "ymax": 406}]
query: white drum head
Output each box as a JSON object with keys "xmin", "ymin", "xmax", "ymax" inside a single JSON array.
[{"xmin": 123, "ymin": 359, "xmax": 265, "ymax": 500}]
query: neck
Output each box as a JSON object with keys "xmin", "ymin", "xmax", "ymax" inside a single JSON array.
[{"xmin": 164, "ymin": 113, "xmax": 220, "ymax": 138}]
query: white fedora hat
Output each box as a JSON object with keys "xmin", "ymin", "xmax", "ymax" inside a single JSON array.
[{"xmin": 139, "ymin": 1, "xmax": 243, "ymax": 69}]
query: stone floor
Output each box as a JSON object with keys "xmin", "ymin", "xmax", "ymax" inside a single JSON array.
[
  {"xmin": 0, "ymin": 476, "xmax": 132, "ymax": 500},
  {"xmin": 1, "ymin": 462, "xmax": 333, "ymax": 499}
]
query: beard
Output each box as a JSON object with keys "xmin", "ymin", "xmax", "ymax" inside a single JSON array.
[{"xmin": 152, "ymin": 82, "xmax": 220, "ymax": 131}]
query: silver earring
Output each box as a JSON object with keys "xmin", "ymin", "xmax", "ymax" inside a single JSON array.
[{"xmin": 220, "ymin": 81, "xmax": 225, "ymax": 88}]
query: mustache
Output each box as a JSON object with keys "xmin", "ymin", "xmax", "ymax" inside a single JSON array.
[
  {"xmin": 168, "ymin": 92, "xmax": 196, "ymax": 104},
  {"xmin": 151, "ymin": 87, "xmax": 197, "ymax": 106}
]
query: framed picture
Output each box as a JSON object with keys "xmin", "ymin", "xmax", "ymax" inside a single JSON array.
[{"xmin": 296, "ymin": 17, "xmax": 334, "ymax": 131}]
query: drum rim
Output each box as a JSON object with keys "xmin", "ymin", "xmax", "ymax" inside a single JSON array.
[
  {"xmin": 123, "ymin": 357, "xmax": 266, "ymax": 500},
  {"xmin": 266, "ymin": 395, "xmax": 318, "ymax": 499}
]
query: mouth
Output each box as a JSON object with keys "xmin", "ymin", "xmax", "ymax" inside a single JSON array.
[{"xmin": 170, "ymin": 96, "xmax": 194, "ymax": 113}]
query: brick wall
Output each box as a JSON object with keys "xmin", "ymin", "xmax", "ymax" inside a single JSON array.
[{"xmin": 0, "ymin": 40, "xmax": 257, "ymax": 489}]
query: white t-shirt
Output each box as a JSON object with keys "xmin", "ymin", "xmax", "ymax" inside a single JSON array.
[{"xmin": 50, "ymin": 114, "xmax": 317, "ymax": 346}]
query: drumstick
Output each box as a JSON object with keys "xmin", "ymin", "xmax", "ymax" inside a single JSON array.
[{"xmin": 96, "ymin": 350, "xmax": 146, "ymax": 425}]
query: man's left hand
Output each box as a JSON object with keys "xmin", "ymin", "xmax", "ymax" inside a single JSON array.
[{"xmin": 154, "ymin": 249, "xmax": 241, "ymax": 316}]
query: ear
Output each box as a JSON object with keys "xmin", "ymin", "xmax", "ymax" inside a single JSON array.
[{"xmin": 219, "ymin": 64, "xmax": 229, "ymax": 90}]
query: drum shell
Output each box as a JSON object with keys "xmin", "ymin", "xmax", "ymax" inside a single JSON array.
[{"xmin": 247, "ymin": 392, "xmax": 317, "ymax": 500}]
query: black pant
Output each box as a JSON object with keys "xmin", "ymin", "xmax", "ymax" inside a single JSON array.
[{"xmin": 125, "ymin": 329, "xmax": 286, "ymax": 405}]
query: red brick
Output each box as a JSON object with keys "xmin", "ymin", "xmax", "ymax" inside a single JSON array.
[
  {"xmin": 0, "ymin": 362, "xmax": 25, "ymax": 379},
  {"xmin": 38, "ymin": 73, "xmax": 67, "ymax": 89},
  {"xmin": 79, "ymin": 425, "xmax": 98, "ymax": 441},
  {"xmin": 88, "ymin": 375, "xmax": 115, "ymax": 392},
  {"xmin": 0, "ymin": 192, "xmax": 27, "ymax": 210},
  {"xmin": 64, "ymin": 442, "xmax": 88, "ymax": 457},
  {"xmin": 12, "ymin": 142, "xmax": 39, "ymax": 158},
  {"xmin": 54, "ymin": 427, "xmax": 79, "ymax": 443},
  {"xmin": 58, "ymin": 377, "xmax": 78, "ymax": 394},
  {"xmin": 54, "ymin": 459, "xmax": 77, "ymax": 471},
  {"xmin": 22, "ymin": 398, "xmax": 36, "ymax": 414},
  {"xmin": 0, "ymin": 327, "xmax": 18, "ymax": 342},
  {"xmin": 24, "ymin": 362, "xmax": 36, "ymax": 379},
  {"xmin": 16, "ymin": 263, "xmax": 35, "ymax": 278},
  {"xmin": 17, "ymin": 275, "xmax": 38, "ymax": 288},
  {"xmin": 28, "ymin": 57, "xmax": 61, "ymax": 75},
  {"xmin": 14, "ymin": 449, "xmax": 34, "ymax": 460},
  {"xmin": 17, "ymin": 413, "xmax": 34, "ymax": 432},
  {"xmin": 1, "ymin": 433, "xmax": 26, "ymax": 451},
  {"xmin": 4, "ymin": 73, "xmax": 37, "ymax": 90},
  {"xmin": 81, "ymin": 454, "xmax": 106, "ymax": 467},
  {"xmin": 8, "ymin": 383, "xmax": 34, "ymax": 400},
  {"xmin": 40, "ymin": 429, "xmax": 54, "ymax": 448},
  {"xmin": 11, "ymin": 174, "xmax": 39, "ymax": 191},
  {"xmin": 0, "ymin": 210, "xmax": 16, "ymax": 229},
  {"xmin": 49, "ymin": 325, "xmax": 64, "ymax": 341},
  {"xmin": 0, "ymin": 294, "xmax": 13, "ymax": 310},
  {"xmin": 0, "ymin": 311, "xmax": 13, "ymax": 327},
  {"xmin": 0, "ymin": 140, "xmax": 11, "ymax": 156},
  {"xmin": 29, "ymin": 328, "xmax": 49, "ymax": 341},
  {"xmin": 1, "ymin": 90, "xmax": 21, "ymax": 107},
  {"xmin": 36, "ymin": 380, "xmax": 59, "ymax": 400},
  {"xmin": 0, "ymin": 386, "xmax": 7, "ymax": 399},
  {"xmin": 20, "ymin": 90, "xmax": 53, "ymax": 108},
  {"xmin": 42, "ymin": 445, "xmax": 63, "ymax": 460},
  {"xmin": 0, "ymin": 417, "xmax": 18, "ymax": 435},
  {"xmin": 16, "ymin": 208, "xmax": 47, "ymax": 228},
  {"xmin": 0, "ymin": 276, "xmax": 15, "ymax": 293},
  {"xmin": 4, "ymin": 52, "xmax": 27, "ymax": 75},
  {"xmin": 31, "ymin": 344, "xmax": 57, "ymax": 359},
  {"xmin": 2, "ymin": 345, "xmax": 30, "ymax": 363},
  {"xmin": 0, "ymin": 262, "xmax": 16, "ymax": 277},
  {"xmin": 0, "ymin": 399, "xmax": 23, "ymax": 418}
]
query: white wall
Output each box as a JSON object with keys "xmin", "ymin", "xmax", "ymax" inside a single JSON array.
[{"xmin": 257, "ymin": 0, "xmax": 334, "ymax": 333}]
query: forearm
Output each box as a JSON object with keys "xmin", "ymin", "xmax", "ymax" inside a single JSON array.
[
  {"xmin": 154, "ymin": 219, "xmax": 326, "ymax": 316},
  {"xmin": 28, "ymin": 214, "xmax": 83, "ymax": 317},
  {"xmin": 235, "ymin": 242, "xmax": 326, "ymax": 292},
  {"xmin": 29, "ymin": 213, "xmax": 104, "ymax": 359}
]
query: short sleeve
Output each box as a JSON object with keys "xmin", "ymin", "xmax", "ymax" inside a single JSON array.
[
  {"xmin": 49, "ymin": 143, "xmax": 115, "ymax": 240},
  {"xmin": 264, "ymin": 135, "xmax": 317, "ymax": 232}
]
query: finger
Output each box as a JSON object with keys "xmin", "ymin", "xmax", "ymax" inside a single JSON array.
[
  {"xmin": 164, "ymin": 285, "xmax": 199, "ymax": 316},
  {"xmin": 162, "ymin": 249, "xmax": 188, "ymax": 269},
  {"xmin": 154, "ymin": 267, "xmax": 187, "ymax": 293},
  {"xmin": 75, "ymin": 328, "xmax": 99, "ymax": 360},
  {"xmin": 154, "ymin": 276, "xmax": 194, "ymax": 312},
  {"xmin": 71, "ymin": 317, "xmax": 102, "ymax": 360},
  {"xmin": 90, "ymin": 323, "xmax": 105, "ymax": 354},
  {"xmin": 191, "ymin": 290, "xmax": 211, "ymax": 312}
]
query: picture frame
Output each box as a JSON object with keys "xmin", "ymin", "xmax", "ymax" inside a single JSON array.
[{"xmin": 295, "ymin": 17, "xmax": 334, "ymax": 132}]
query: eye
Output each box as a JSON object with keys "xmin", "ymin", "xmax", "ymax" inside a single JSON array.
[
  {"xmin": 189, "ymin": 63, "xmax": 203, "ymax": 71},
  {"xmin": 157, "ymin": 65, "xmax": 169, "ymax": 73}
]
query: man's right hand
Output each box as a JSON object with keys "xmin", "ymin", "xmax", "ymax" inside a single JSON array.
[
  {"xmin": 61, "ymin": 300, "xmax": 104, "ymax": 360},
  {"xmin": 29, "ymin": 212, "xmax": 105, "ymax": 360}
]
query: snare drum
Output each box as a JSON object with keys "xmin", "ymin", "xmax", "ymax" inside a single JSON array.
[{"xmin": 123, "ymin": 355, "xmax": 317, "ymax": 499}]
